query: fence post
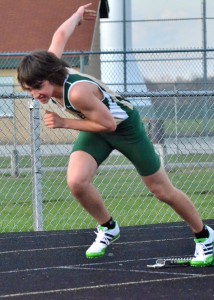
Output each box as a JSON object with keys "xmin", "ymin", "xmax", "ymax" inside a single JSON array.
[
  {"xmin": 80, "ymin": 54, "xmax": 85, "ymax": 73},
  {"xmin": 11, "ymin": 99, "xmax": 19, "ymax": 177},
  {"xmin": 148, "ymin": 118, "xmax": 166, "ymax": 166},
  {"xmin": 148, "ymin": 119, "xmax": 165, "ymax": 144},
  {"xmin": 174, "ymin": 86, "xmax": 179, "ymax": 156},
  {"xmin": 11, "ymin": 149, "xmax": 19, "ymax": 177},
  {"xmin": 29, "ymin": 99, "xmax": 43, "ymax": 231}
]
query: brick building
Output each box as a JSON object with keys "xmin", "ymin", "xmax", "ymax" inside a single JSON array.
[{"xmin": 0, "ymin": 0, "xmax": 109, "ymax": 144}]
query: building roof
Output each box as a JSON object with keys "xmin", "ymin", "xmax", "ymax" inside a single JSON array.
[{"xmin": 0, "ymin": 0, "xmax": 108, "ymax": 53}]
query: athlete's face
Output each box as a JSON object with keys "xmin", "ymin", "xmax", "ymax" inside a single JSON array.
[{"xmin": 24, "ymin": 81, "xmax": 54, "ymax": 104}]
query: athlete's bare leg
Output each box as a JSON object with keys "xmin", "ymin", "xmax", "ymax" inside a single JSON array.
[
  {"xmin": 142, "ymin": 166, "xmax": 203, "ymax": 233},
  {"xmin": 67, "ymin": 151, "xmax": 111, "ymax": 224}
]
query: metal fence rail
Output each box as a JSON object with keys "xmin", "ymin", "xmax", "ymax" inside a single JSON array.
[
  {"xmin": 0, "ymin": 48, "xmax": 214, "ymax": 232},
  {"xmin": 0, "ymin": 88, "xmax": 213, "ymax": 232}
]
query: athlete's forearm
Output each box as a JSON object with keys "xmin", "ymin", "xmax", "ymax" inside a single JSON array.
[
  {"xmin": 63, "ymin": 118, "xmax": 116, "ymax": 133},
  {"xmin": 48, "ymin": 117, "xmax": 116, "ymax": 133},
  {"xmin": 48, "ymin": 12, "xmax": 80, "ymax": 58},
  {"xmin": 48, "ymin": 3, "xmax": 95, "ymax": 58}
]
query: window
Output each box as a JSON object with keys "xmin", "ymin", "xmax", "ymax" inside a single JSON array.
[{"xmin": 0, "ymin": 77, "xmax": 14, "ymax": 117}]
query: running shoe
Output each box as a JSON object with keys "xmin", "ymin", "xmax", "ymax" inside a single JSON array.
[
  {"xmin": 86, "ymin": 222, "xmax": 120, "ymax": 259},
  {"xmin": 190, "ymin": 225, "xmax": 214, "ymax": 267}
]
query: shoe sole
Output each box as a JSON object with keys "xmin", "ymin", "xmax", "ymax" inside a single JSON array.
[
  {"xmin": 190, "ymin": 261, "xmax": 213, "ymax": 267},
  {"xmin": 190, "ymin": 252, "xmax": 214, "ymax": 267},
  {"xmin": 86, "ymin": 233, "xmax": 120, "ymax": 259}
]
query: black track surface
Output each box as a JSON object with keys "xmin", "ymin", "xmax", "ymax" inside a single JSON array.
[{"xmin": 0, "ymin": 221, "xmax": 214, "ymax": 299}]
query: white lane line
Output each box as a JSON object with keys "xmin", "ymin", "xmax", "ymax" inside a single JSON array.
[
  {"xmin": 0, "ymin": 256, "xmax": 203, "ymax": 277},
  {"xmin": 0, "ymin": 223, "xmax": 198, "ymax": 241},
  {"xmin": 0, "ymin": 244, "xmax": 86, "ymax": 255},
  {"xmin": 64, "ymin": 265, "xmax": 201, "ymax": 277},
  {"xmin": 0, "ymin": 225, "xmax": 181, "ymax": 238},
  {"xmin": 0, "ymin": 273, "xmax": 213, "ymax": 298},
  {"xmin": 0, "ymin": 237, "xmax": 192, "ymax": 255}
]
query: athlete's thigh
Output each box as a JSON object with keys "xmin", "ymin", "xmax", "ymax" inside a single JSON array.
[
  {"xmin": 67, "ymin": 151, "xmax": 98, "ymax": 183},
  {"xmin": 71, "ymin": 131, "xmax": 113, "ymax": 167},
  {"xmin": 112, "ymin": 114, "xmax": 161, "ymax": 176},
  {"xmin": 142, "ymin": 166, "xmax": 173, "ymax": 191}
]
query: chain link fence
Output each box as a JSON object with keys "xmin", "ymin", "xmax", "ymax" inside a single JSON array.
[{"xmin": 0, "ymin": 49, "xmax": 214, "ymax": 232}]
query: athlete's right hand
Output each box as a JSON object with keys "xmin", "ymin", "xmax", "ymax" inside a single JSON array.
[
  {"xmin": 44, "ymin": 110, "xmax": 65, "ymax": 129},
  {"xmin": 76, "ymin": 3, "xmax": 97, "ymax": 26}
]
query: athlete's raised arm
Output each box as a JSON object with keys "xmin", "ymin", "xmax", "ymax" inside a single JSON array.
[{"xmin": 48, "ymin": 3, "xmax": 96, "ymax": 58}]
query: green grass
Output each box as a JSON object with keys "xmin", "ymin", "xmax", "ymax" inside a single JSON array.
[
  {"xmin": 163, "ymin": 119, "xmax": 214, "ymax": 136},
  {"xmin": 0, "ymin": 156, "xmax": 69, "ymax": 169},
  {"xmin": 167, "ymin": 153, "xmax": 214, "ymax": 164},
  {"xmin": 1, "ymin": 152, "xmax": 214, "ymax": 170},
  {"xmin": 0, "ymin": 166, "xmax": 213, "ymax": 233}
]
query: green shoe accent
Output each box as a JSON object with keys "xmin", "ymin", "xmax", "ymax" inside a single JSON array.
[
  {"xmin": 85, "ymin": 222, "xmax": 120, "ymax": 259},
  {"xmin": 190, "ymin": 256, "xmax": 214, "ymax": 267},
  {"xmin": 86, "ymin": 248, "xmax": 106, "ymax": 259},
  {"xmin": 194, "ymin": 237, "xmax": 207, "ymax": 243},
  {"xmin": 191, "ymin": 227, "xmax": 214, "ymax": 267},
  {"xmin": 85, "ymin": 234, "xmax": 120, "ymax": 259}
]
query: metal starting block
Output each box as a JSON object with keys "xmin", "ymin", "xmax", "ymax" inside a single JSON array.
[{"xmin": 147, "ymin": 257, "xmax": 193, "ymax": 268}]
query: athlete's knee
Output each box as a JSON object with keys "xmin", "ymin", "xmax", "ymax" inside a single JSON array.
[
  {"xmin": 149, "ymin": 183, "xmax": 175, "ymax": 203},
  {"xmin": 150, "ymin": 185, "xmax": 166, "ymax": 201},
  {"xmin": 67, "ymin": 175, "xmax": 89, "ymax": 197}
]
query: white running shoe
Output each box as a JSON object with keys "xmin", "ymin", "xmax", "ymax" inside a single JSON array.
[
  {"xmin": 86, "ymin": 222, "xmax": 120, "ymax": 259},
  {"xmin": 190, "ymin": 225, "xmax": 214, "ymax": 267}
]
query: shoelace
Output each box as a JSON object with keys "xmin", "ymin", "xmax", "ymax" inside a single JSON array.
[{"xmin": 94, "ymin": 227, "xmax": 110, "ymax": 245}]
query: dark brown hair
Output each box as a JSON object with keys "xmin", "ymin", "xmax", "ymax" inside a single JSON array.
[{"xmin": 17, "ymin": 50, "xmax": 69, "ymax": 89}]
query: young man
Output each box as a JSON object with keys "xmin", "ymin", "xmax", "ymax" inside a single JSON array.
[{"xmin": 17, "ymin": 4, "xmax": 214, "ymax": 266}]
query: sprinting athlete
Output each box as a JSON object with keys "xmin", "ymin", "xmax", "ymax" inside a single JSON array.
[{"xmin": 17, "ymin": 3, "xmax": 214, "ymax": 266}]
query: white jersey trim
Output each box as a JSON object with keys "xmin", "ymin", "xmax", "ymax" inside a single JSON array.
[{"xmin": 65, "ymin": 79, "xmax": 129, "ymax": 122}]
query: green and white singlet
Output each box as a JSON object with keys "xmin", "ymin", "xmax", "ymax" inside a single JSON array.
[
  {"xmin": 63, "ymin": 68, "xmax": 134, "ymax": 125},
  {"xmin": 57, "ymin": 68, "xmax": 160, "ymax": 176}
]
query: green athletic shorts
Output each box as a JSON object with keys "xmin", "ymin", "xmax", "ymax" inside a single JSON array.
[{"xmin": 71, "ymin": 108, "xmax": 161, "ymax": 176}]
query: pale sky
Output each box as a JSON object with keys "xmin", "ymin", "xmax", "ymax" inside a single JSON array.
[
  {"xmin": 100, "ymin": 0, "xmax": 214, "ymax": 84},
  {"xmin": 101, "ymin": 0, "xmax": 214, "ymax": 50}
]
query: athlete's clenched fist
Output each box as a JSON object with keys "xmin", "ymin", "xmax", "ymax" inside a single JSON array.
[{"xmin": 44, "ymin": 110, "xmax": 64, "ymax": 128}]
